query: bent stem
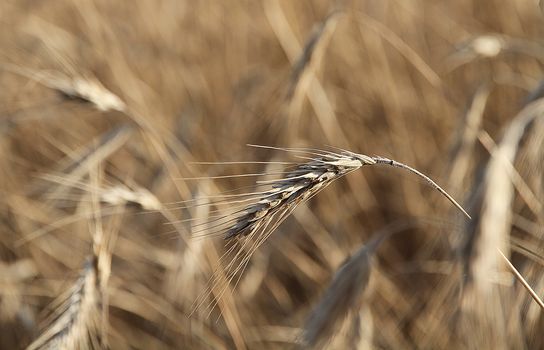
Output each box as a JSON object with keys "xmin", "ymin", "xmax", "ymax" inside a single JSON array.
[{"xmin": 369, "ymin": 155, "xmax": 471, "ymax": 219}]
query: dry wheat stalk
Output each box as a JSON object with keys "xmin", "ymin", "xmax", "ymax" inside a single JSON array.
[
  {"xmin": 463, "ymin": 99, "xmax": 544, "ymax": 296},
  {"xmin": 457, "ymin": 99, "xmax": 544, "ymax": 349}
]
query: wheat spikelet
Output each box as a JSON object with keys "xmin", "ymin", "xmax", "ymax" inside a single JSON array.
[{"xmin": 222, "ymin": 148, "xmax": 375, "ymax": 240}]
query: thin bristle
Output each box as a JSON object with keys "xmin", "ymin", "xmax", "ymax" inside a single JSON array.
[{"xmin": 498, "ymin": 249, "xmax": 544, "ymax": 309}]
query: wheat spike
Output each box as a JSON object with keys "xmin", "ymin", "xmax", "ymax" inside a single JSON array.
[
  {"xmin": 223, "ymin": 150, "xmax": 375, "ymax": 239},
  {"xmin": 27, "ymin": 172, "xmax": 114, "ymax": 350},
  {"xmin": 215, "ymin": 147, "xmax": 469, "ymax": 241},
  {"xmin": 26, "ymin": 257, "xmax": 104, "ymax": 350},
  {"xmin": 302, "ymin": 234, "xmax": 384, "ymax": 348},
  {"xmin": 191, "ymin": 146, "xmax": 469, "ymax": 313}
]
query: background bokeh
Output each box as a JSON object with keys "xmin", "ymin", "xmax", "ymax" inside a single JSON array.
[{"xmin": 0, "ymin": 0, "xmax": 543, "ymax": 349}]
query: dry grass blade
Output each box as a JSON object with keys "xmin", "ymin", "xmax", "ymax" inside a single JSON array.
[
  {"xmin": 446, "ymin": 35, "xmax": 505, "ymax": 71},
  {"xmin": 498, "ymin": 249, "xmax": 544, "ymax": 309},
  {"xmin": 356, "ymin": 13, "xmax": 441, "ymax": 88},
  {"xmin": 302, "ymin": 234, "xmax": 384, "ymax": 348},
  {"xmin": 447, "ymin": 34, "xmax": 544, "ymax": 71},
  {"xmin": 448, "ymin": 84, "xmax": 490, "ymax": 191},
  {"xmin": 100, "ymin": 186, "xmax": 161, "ymax": 211}
]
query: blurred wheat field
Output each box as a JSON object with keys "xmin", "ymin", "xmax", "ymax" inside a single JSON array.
[{"xmin": 1, "ymin": 0, "xmax": 543, "ymax": 349}]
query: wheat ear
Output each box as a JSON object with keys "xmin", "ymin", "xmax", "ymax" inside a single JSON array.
[
  {"xmin": 302, "ymin": 234, "xmax": 385, "ymax": 347},
  {"xmin": 190, "ymin": 146, "xmax": 469, "ymax": 313},
  {"xmin": 27, "ymin": 179, "xmax": 113, "ymax": 349},
  {"xmin": 26, "ymin": 256, "xmax": 104, "ymax": 350},
  {"xmin": 219, "ymin": 149, "xmax": 469, "ymax": 241}
]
